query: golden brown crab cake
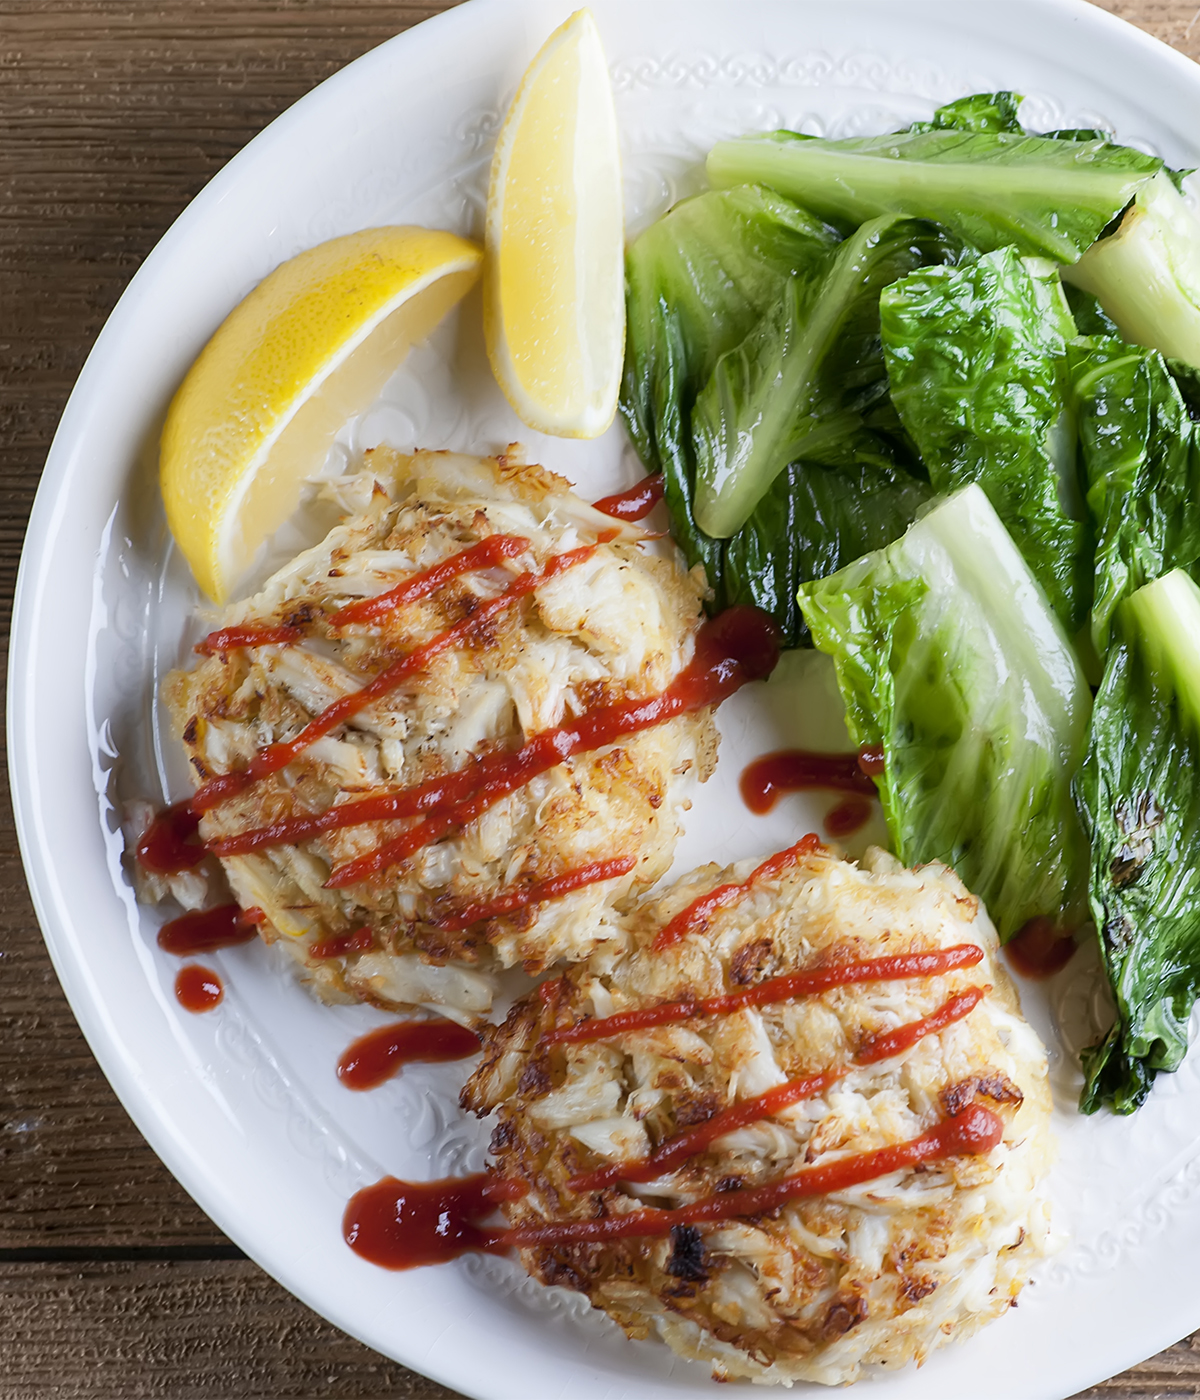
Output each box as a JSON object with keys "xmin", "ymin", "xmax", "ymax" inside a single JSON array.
[
  {"xmin": 463, "ymin": 843, "xmax": 1053, "ymax": 1387},
  {"xmin": 159, "ymin": 447, "xmax": 715, "ymax": 1022}
]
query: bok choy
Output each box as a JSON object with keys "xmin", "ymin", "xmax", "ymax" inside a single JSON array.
[
  {"xmin": 798, "ymin": 485, "xmax": 1092, "ymax": 941},
  {"xmin": 621, "ymin": 187, "xmax": 940, "ymax": 645},
  {"xmin": 707, "ymin": 120, "xmax": 1162, "ymax": 264},
  {"xmin": 881, "ymin": 247, "xmax": 1089, "ymax": 630},
  {"xmin": 692, "ymin": 214, "xmax": 966, "ymax": 538},
  {"xmin": 723, "ymin": 453, "xmax": 932, "ymax": 645},
  {"xmin": 1070, "ymin": 338, "xmax": 1200, "ymax": 654},
  {"xmin": 907, "ymin": 91, "xmax": 1024, "ymax": 135},
  {"xmin": 1064, "ymin": 172, "xmax": 1200, "ymax": 370},
  {"xmin": 1075, "ymin": 569, "xmax": 1200, "ymax": 1113},
  {"xmin": 622, "ymin": 185, "xmax": 841, "ymax": 591}
]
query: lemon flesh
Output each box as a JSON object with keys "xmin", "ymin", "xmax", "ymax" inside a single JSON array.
[
  {"xmin": 161, "ymin": 226, "xmax": 482, "ymax": 602},
  {"xmin": 485, "ymin": 8, "xmax": 624, "ymax": 439}
]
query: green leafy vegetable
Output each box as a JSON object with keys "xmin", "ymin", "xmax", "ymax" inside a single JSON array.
[
  {"xmin": 909, "ymin": 91, "xmax": 1024, "ymax": 135},
  {"xmin": 1075, "ymin": 569, "xmax": 1200, "ymax": 1113},
  {"xmin": 622, "ymin": 185, "xmax": 840, "ymax": 587},
  {"xmin": 1064, "ymin": 172, "xmax": 1200, "ymax": 369},
  {"xmin": 724, "ymin": 452, "xmax": 932, "ymax": 644},
  {"xmin": 707, "ymin": 125, "xmax": 1161, "ymax": 263},
  {"xmin": 881, "ymin": 247, "xmax": 1089, "ymax": 630},
  {"xmin": 799, "ymin": 484, "xmax": 1092, "ymax": 941},
  {"xmin": 1042, "ymin": 127, "xmax": 1115, "ymax": 143},
  {"xmin": 692, "ymin": 214, "xmax": 965, "ymax": 537},
  {"xmin": 1063, "ymin": 283, "xmax": 1121, "ymax": 337},
  {"xmin": 621, "ymin": 187, "xmax": 935, "ymax": 645},
  {"xmin": 1166, "ymin": 357, "xmax": 1200, "ymax": 419},
  {"xmin": 1070, "ymin": 337, "xmax": 1200, "ymax": 653}
]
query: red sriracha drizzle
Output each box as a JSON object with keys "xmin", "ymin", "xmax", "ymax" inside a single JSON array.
[
  {"xmin": 342, "ymin": 1103, "xmax": 1003, "ymax": 1269},
  {"xmin": 309, "ymin": 928, "xmax": 375, "ymax": 960},
  {"xmin": 432, "ymin": 856, "xmax": 637, "ymax": 932},
  {"xmin": 565, "ymin": 986, "xmax": 986, "ymax": 1193},
  {"xmin": 653, "ymin": 834, "xmax": 823, "ymax": 950},
  {"xmin": 191, "ymin": 544, "xmax": 599, "ymax": 813},
  {"xmin": 542, "ymin": 944, "xmax": 985, "ymax": 1047},
  {"xmin": 503, "ymin": 1103, "xmax": 1003, "ymax": 1250},
  {"xmin": 330, "ymin": 534, "xmax": 531, "ymax": 628},
  {"xmin": 136, "ymin": 801, "xmax": 207, "ymax": 875},
  {"xmin": 569, "ymin": 1071, "xmax": 844, "ymax": 1193},
  {"xmin": 207, "ymin": 604, "xmax": 782, "ymax": 883},
  {"xmin": 322, "ymin": 604, "xmax": 780, "ymax": 886},
  {"xmin": 591, "ymin": 473, "xmax": 665, "ymax": 522},
  {"xmin": 196, "ymin": 623, "xmax": 304, "ymax": 656}
]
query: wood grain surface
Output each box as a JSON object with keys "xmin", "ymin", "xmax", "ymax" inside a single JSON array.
[{"xmin": 0, "ymin": 0, "xmax": 1197, "ymax": 1395}]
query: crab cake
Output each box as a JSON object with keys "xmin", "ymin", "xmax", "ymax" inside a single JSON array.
[
  {"xmin": 463, "ymin": 842, "xmax": 1053, "ymax": 1386},
  {"xmin": 157, "ymin": 447, "xmax": 715, "ymax": 1022}
]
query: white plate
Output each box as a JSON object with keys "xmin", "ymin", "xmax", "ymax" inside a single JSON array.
[{"xmin": 12, "ymin": 2, "xmax": 1200, "ymax": 1395}]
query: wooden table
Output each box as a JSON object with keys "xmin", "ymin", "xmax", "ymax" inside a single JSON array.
[{"xmin": 2, "ymin": 0, "xmax": 1199, "ymax": 1394}]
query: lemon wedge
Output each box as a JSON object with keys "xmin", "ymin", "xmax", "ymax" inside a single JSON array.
[
  {"xmin": 160, "ymin": 226, "xmax": 482, "ymax": 602},
  {"xmin": 484, "ymin": 8, "xmax": 624, "ymax": 439}
]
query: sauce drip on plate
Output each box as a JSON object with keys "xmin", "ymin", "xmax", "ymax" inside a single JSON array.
[
  {"xmin": 1006, "ymin": 916, "xmax": 1076, "ymax": 979},
  {"xmin": 740, "ymin": 750, "xmax": 876, "ymax": 816},
  {"xmin": 175, "ymin": 965, "xmax": 223, "ymax": 1012},
  {"xmin": 343, "ymin": 1173, "xmax": 522, "ymax": 1270},
  {"xmin": 825, "ymin": 795, "xmax": 873, "ymax": 838},
  {"xmin": 157, "ymin": 903, "xmax": 258, "ymax": 956},
  {"xmin": 591, "ymin": 473, "xmax": 665, "ymax": 522},
  {"xmin": 857, "ymin": 743, "xmax": 886, "ymax": 776},
  {"xmin": 337, "ymin": 1019, "xmax": 482, "ymax": 1091}
]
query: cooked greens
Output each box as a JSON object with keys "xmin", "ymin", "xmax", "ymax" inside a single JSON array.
[
  {"xmin": 724, "ymin": 453, "xmax": 932, "ymax": 644},
  {"xmin": 1070, "ymin": 337, "xmax": 1200, "ymax": 653},
  {"xmin": 621, "ymin": 92, "xmax": 1200, "ymax": 1113},
  {"xmin": 909, "ymin": 91, "xmax": 1025, "ymax": 135},
  {"xmin": 692, "ymin": 214, "xmax": 965, "ymax": 537},
  {"xmin": 1076, "ymin": 569, "xmax": 1200, "ymax": 1113},
  {"xmin": 1064, "ymin": 172, "xmax": 1200, "ymax": 369},
  {"xmin": 881, "ymin": 247, "xmax": 1089, "ymax": 630},
  {"xmin": 622, "ymin": 185, "xmax": 841, "ymax": 592},
  {"xmin": 1064, "ymin": 283, "xmax": 1122, "ymax": 338},
  {"xmin": 798, "ymin": 485, "xmax": 1092, "ymax": 942},
  {"xmin": 622, "ymin": 187, "xmax": 939, "ymax": 645},
  {"xmin": 707, "ymin": 123, "xmax": 1162, "ymax": 264}
]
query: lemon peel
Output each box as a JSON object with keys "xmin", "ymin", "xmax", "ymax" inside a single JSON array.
[
  {"xmin": 161, "ymin": 226, "xmax": 481, "ymax": 602},
  {"xmin": 484, "ymin": 8, "xmax": 624, "ymax": 439}
]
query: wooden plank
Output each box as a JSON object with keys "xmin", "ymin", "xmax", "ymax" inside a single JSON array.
[
  {"xmin": 0, "ymin": 1258, "xmax": 1198, "ymax": 1400},
  {"xmin": 0, "ymin": 1260, "xmax": 459, "ymax": 1398},
  {"xmin": 0, "ymin": 0, "xmax": 1199, "ymax": 1393},
  {"xmin": 1092, "ymin": 0, "xmax": 1200, "ymax": 60}
]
